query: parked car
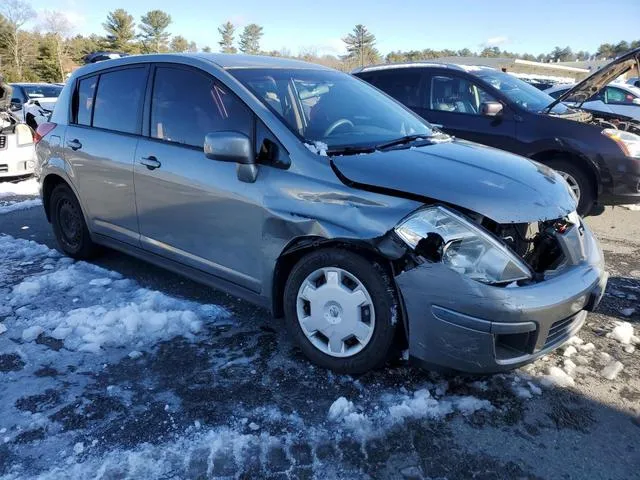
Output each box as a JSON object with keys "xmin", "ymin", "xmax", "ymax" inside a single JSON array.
[
  {"xmin": 354, "ymin": 48, "xmax": 640, "ymax": 215},
  {"xmin": 545, "ymin": 82, "xmax": 640, "ymax": 121},
  {"xmin": 1, "ymin": 81, "xmax": 36, "ymax": 179},
  {"xmin": 627, "ymin": 76, "xmax": 640, "ymax": 88},
  {"xmin": 35, "ymin": 54, "xmax": 607, "ymax": 374},
  {"xmin": 10, "ymin": 83, "xmax": 63, "ymax": 130}
]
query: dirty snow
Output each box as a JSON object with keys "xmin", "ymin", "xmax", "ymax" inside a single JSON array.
[
  {"xmin": 540, "ymin": 366, "xmax": 575, "ymax": 388},
  {"xmin": 601, "ymin": 360, "xmax": 624, "ymax": 380}
]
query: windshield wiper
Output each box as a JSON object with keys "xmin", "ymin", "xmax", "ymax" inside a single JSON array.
[{"xmin": 375, "ymin": 134, "xmax": 432, "ymax": 151}]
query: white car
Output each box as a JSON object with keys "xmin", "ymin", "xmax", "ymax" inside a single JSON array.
[
  {"xmin": 545, "ymin": 82, "xmax": 640, "ymax": 121},
  {"xmin": 1, "ymin": 83, "xmax": 36, "ymax": 179},
  {"xmin": 10, "ymin": 83, "xmax": 62, "ymax": 130}
]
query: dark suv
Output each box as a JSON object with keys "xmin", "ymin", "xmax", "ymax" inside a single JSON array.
[{"xmin": 354, "ymin": 48, "xmax": 640, "ymax": 215}]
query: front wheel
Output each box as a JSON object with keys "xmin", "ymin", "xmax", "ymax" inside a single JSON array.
[
  {"xmin": 546, "ymin": 159, "xmax": 595, "ymax": 216},
  {"xmin": 283, "ymin": 249, "xmax": 398, "ymax": 374}
]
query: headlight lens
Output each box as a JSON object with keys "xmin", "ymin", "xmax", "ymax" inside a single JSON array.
[
  {"xmin": 395, "ymin": 206, "xmax": 532, "ymax": 284},
  {"xmin": 15, "ymin": 123, "xmax": 34, "ymax": 146},
  {"xmin": 602, "ymin": 128, "xmax": 640, "ymax": 158}
]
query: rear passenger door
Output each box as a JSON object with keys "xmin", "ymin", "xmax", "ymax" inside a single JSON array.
[
  {"xmin": 65, "ymin": 66, "xmax": 148, "ymax": 245},
  {"xmin": 359, "ymin": 70, "xmax": 427, "ymax": 115},
  {"xmin": 420, "ymin": 71, "xmax": 518, "ymax": 151}
]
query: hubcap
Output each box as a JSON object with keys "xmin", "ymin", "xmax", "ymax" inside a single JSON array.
[
  {"xmin": 296, "ymin": 267, "xmax": 375, "ymax": 358},
  {"xmin": 558, "ymin": 171, "xmax": 581, "ymax": 202}
]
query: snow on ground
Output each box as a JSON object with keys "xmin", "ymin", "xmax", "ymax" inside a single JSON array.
[
  {"xmin": 0, "ymin": 233, "xmax": 638, "ymax": 478},
  {"xmin": 1, "ymin": 234, "xmax": 229, "ymax": 356},
  {"xmin": 0, "ymin": 178, "xmax": 39, "ymax": 198},
  {"xmin": 0, "ymin": 198, "xmax": 42, "ymax": 215}
]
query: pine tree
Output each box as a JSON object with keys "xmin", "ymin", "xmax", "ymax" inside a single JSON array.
[
  {"xmin": 342, "ymin": 24, "xmax": 379, "ymax": 67},
  {"xmin": 170, "ymin": 35, "xmax": 189, "ymax": 53},
  {"xmin": 218, "ymin": 21, "xmax": 236, "ymax": 54},
  {"xmin": 103, "ymin": 9, "xmax": 136, "ymax": 52},
  {"xmin": 238, "ymin": 24, "xmax": 263, "ymax": 55},
  {"xmin": 139, "ymin": 10, "xmax": 171, "ymax": 53}
]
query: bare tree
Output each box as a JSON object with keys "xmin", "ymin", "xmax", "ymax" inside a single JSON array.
[
  {"xmin": 0, "ymin": 0, "xmax": 36, "ymax": 78},
  {"xmin": 40, "ymin": 10, "xmax": 73, "ymax": 82}
]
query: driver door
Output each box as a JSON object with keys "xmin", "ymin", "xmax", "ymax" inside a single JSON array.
[
  {"xmin": 133, "ymin": 64, "xmax": 265, "ymax": 292},
  {"xmin": 419, "ymin": 72, "xmax": 518, "ymax": 153}
]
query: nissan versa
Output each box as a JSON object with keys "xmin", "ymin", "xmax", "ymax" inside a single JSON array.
[
  {"xmin": 34, "ymin": 54, "xmax": 608, "ymax": 374},
  {"xmin": 354, "ymin": 47, "xmax": 640, "ymax": 216}
]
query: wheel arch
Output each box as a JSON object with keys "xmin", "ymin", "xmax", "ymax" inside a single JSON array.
[
  {"xmin": 271, "ymin": 235, "xmax": 410, "ymax": 349},
  {"xmin": 530, "ymin": 149, "xmax": 601, "ymax": 197}
]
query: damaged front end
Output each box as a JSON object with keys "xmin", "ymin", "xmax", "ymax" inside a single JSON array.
[{"xmin": 382, "ymin": 205, "xmax": 608, "ymax": 373}]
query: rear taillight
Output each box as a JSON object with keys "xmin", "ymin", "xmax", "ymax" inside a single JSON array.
[{"xmin": 34, "ymin": 122, "xmax": 57, "ymax": 144}]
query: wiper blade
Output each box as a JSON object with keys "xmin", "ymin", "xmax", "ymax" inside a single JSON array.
[{"xmin": 376, "ymin": 134, "xmax": 431, "ymax": 150}]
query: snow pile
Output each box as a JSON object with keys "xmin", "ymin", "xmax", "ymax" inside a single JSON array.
[
  {"xmin": 540, "ymin": 366, "xmax": 575, "ymax": 388},
  {"xmin": 1, "ymin": 234, "xmax": 229, "ymax": 355},
  {"xmin": 601, "ymin": 360, "xmax": 624, "ymax": 380},
  {"xmin": 0, "ymin": 178, "xmax": 39, "ymax": 198},
  {"xmin": 327, "ymin": 397, "xmax": 355, "ymax": 422},
  {"xmin": 0, "ymin": 198, "xmax": 42, "ymax": 215},
  {"xmin": 304, "ymin": 141, "xmax": 329, "ymax": 156},
  {"xmin": 607, "ymin": 321, "xmax": 636, "ymax": 345}
]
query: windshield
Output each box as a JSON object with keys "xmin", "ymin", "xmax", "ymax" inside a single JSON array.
[
  {"xmin": 230, "ymin": 68, "xmax": 433, "ymax": 150},
  {"xmin": 22, "ymin": 84, "xmax": 63, "ymax": 98},
  {"xmin": 472, "ymin": 71, "xmax": 570, "ymax": 114}
]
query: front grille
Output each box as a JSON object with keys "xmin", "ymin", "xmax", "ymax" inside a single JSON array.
[
  {"xmin": 0, "ymin": 164, "xmax": 8, "ymax": 173},
  {"xmin": 0, "ymin": 135, "xmax": 6, "ymax": 149},
  {"xmin": 543, "ymin": 313, "xmax": 583, "ymax": 350}
]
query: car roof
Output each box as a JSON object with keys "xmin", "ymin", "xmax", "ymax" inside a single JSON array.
[
  {"xmin": 352, "ymin": 62, "xmax": 496, "ymax": 74},
  {"xmin": 10, "ymin": 82, "xmax": 60, "ymax": 86},
  {"xmin": 71, "ymin": 53, "xmax": 333, "ymax": 76}
]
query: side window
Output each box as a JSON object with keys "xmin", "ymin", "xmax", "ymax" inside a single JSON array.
[
  {"xmin": 92, "ymin": 68, "xmax": 147, "ymax": 134},
  {"xmin": 73, "ymin": 76, "xmax": 98, "ymax": 126},
  {"xmin": 150, "ymin": 67, "xmax": 253, "ymax": 149},
  {"xmin": 369, "ymin": 72, "xmax": 423, "ymax": 108},
  {"xmin": 429, "ymin": 75, "xmax": 497, "ymax": 115},
  {"xmin": 605, "ymin": 87, "xmax": 636, "ymax": 105}
]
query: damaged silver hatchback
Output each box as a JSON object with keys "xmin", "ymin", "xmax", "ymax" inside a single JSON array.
[{"xmin": 35, "ymin": 54, "xmax": 608, "ymax": 374}]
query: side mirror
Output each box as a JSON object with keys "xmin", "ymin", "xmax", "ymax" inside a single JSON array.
[
  {"xmin": 10, "ymin": 101, "xmax": 22, "ymax": 112},
  {"xmin": 204, "ymin": 131, "xmax": 253, "ymax": 164},
  {"xmin": 480, "ymin": 101, "xmax": 503, "ymax": 116},
  {"xmin": 204, "ymin": 131, "xmax": 257, "ymax": 183}
]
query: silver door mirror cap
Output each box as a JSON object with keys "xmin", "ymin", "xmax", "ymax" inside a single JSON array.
[
  {"xmin": 481, "ymin": 101, "xmax": 503, "ymax": 116},
  {"xmin": 204, "ymin": 131, "xmax": 254, "ymax": 165}
]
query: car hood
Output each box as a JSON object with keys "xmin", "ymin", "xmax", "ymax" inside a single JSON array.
[
  {"xmin": 548, "ymin": 47, "xmax": 640, "ymax": 110},
  {"xmin": 330, "ymin": 140, "xmax": 577, "ymax": 224}
]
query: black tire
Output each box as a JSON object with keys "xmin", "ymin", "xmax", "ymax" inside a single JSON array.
[
  {"xmin": 49, "ymin": 183, "xmax": 99, "ymax": 259},
  {"xmin": 546, "ymin": 159, "xmax": 595, "ymax": 216},
  {"xmin": 283, "ymin": 248, "xmax": 398, "ymax": 374}
]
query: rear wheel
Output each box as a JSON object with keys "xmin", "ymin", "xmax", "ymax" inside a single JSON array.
[
  {"xmin": 283, "ymin": 249, "xmax": 398, "ymax": 374},
  {"xmin": 546, "ymin": 159, "xmax": 595, "ymax": 216},
  {"xmin": 49, "ymin": 183, "xmax": 98, "ymax": 259}
]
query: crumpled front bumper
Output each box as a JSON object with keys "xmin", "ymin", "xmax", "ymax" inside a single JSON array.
[{"xmin": 395, "ymin": 222, "xmax": 607, "ymax": 373}]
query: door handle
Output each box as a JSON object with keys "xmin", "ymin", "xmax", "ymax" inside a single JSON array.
[
  {"xmin": 140, "ymin": 156, "xmax": 161, "ymax": 170},
  {"xmin": 67, "ymin": 139, "xmax": 82, "ymax": 151}
]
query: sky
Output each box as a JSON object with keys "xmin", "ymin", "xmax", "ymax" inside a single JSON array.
[{"xmin": 27, "ymin": 0, "xmax": 640, "ymax": 57}]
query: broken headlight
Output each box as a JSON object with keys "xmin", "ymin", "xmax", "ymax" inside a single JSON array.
[{"xmin": 395, "ymin": 206, "xmax": 532, "ymax": 284}]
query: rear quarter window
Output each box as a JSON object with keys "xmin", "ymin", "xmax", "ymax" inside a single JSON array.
[{"xmin": 92, "ymin": 68, "xmax": 147, "ymax": 134}]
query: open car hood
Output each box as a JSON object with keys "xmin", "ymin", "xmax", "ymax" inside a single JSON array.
[
  {"xmin": 547, "ymin": 47, "xmax": 640, "ymax": 111},
  {"xmin": 330, "ymin": 140, "xmax": 577, "ymax": 224}
]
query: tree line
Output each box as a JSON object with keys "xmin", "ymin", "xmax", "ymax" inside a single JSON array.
[{"xmin": 1, "ymin": 0, "xmax": 638, "ymax": 84}]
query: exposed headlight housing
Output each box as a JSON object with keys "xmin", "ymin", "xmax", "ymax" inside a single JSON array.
[
  {"xmin": 15, "ymin": 123, "xmax": 34, "ymax": 147},
  {"xmin": 395, "ymin": 206, "xmax": 532, "ymax": 284},
  {"xmin": 602, "ymin": 128, "xmax": 640, "ymax": 158}
]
